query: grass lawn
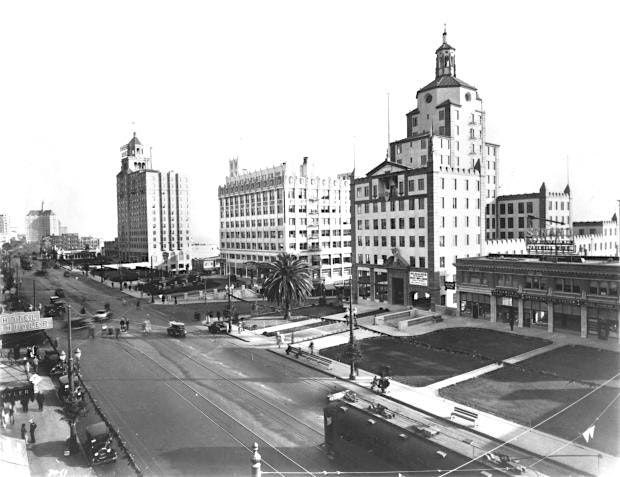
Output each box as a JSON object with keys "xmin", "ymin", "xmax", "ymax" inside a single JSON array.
[
  {"xmin": 320, "ymin": 336, "xmax": 490, "ymax": 387},
  {"xmin": 440, "ymin": 366, "xmax": 620, "ymax": 456},
  {"xmin": 413, "ymin": 327, "xmax": 552, "ymax": 361},
  {"xmin": 518, "ymin": 345, "xmax": 620, "ymax": 387}
]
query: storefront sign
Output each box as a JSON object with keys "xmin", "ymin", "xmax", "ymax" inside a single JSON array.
[
  {"xmin": 0, "ymin": 311, "xmax": 53, "ymax": 335},
  {"xmin": 526, "ymin": 228, "xmax": 576, "ymax": 256},
  {"xmin": 409, "ymin": 271, "xmax": 428, "ymax": 286},
  {"xmin": 444, "ymin": 281, "xmax": 455, "ymax": 290},
  {"xmin": 492, "ymin": 287, "xmax": 521, "ymax": 299},
  {"xmin": 501, "ymin": 297, "xmax": 513, "ymax": 306}
]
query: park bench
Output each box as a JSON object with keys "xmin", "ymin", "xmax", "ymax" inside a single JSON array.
[
  {"xmin": 450, "ymin": 406, "xmax": 478, "ymax": 427},
  {"xmin": 286, "ymin": 346, "xmax": 332, "ymax": 369}
]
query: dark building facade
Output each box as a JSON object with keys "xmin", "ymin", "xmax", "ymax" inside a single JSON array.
[{"xmin": 456, "ymin": 255, "xmax": 620, "ymax": 341}]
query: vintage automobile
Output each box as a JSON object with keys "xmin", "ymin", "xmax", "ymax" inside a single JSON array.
[
  {"xmin": 167, "ymin": 321, "xmax": 186, "ymax": 338},
  {"xmin": 93, "ymin": 310, "xmax": 111, "ymax": 321},
  {"xmin": 85, "ymin": 421, "xmax": 117, "ymax": 465},
  {"xmin": 57, "ymin": 375, "xmax": 84, "ymax": 401},
  {"xmin": 208, "ymin": 321, "xmax": 228, "ymax": 334}
]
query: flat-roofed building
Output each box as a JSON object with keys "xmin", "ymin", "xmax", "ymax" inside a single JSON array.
[
  {"xmin": 456, "ymin": 254, "xmax": 620, "ymax": 341},
  {"xmin": 218, "ymin": 157, "xmax": 351, "ymax": 286}
]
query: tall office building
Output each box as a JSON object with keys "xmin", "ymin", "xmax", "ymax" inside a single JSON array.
[
  {"xmin": 352, "ymin": 30, "xmax": 499, "ymax": 308},
  {"xmin": 25, "ymin": 207, "xmax": 60, "ymax": 243},
  {"xmin": 116, "ymin": 133, "xmax": 191, "ymax": 272},
  {"xmin": 218, "ymin": 157, "xmax": 352, "ymax": 285}
]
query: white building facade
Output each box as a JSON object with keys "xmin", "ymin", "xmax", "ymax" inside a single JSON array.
[
  {"xmin": 25, "ymin": 209, "xmax": 60, "ymax": 243},
  {"xmin": 352, "ymin": 30, "xmax": 498, "ymax": 308},
  {"xmin": 116, "ymin": 133, "xmax": 191, "ymax": 272},
  {"xmin": 218, "ymin": 157, "xmax": 352, "ymax": 286}
]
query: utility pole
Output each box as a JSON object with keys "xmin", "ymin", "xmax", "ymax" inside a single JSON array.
[
  {"xmin": 348, "ymin": 277, "xmax": 356, "ymax": 380},
  {"xmin": 227, "ymin": 270, "xmax": 232, "ymax": 333},
  {"xmin": 67, "ymin": 306, "xmax": 74, "ymax": 396}
]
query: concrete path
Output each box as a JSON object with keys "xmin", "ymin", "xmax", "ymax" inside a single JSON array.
[
  {"xmin": 425, "ymin": 362, "xmax": 504, "ymax": 391},
  {"xmin": 502, "ymin": 342, "xmax": 565, "ymax": 364}
]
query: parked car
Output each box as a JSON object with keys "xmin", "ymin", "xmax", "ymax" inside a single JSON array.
[
  {"xmin": 93, "ymin": 310, "xmax": 111, "ymax": 321},
  {"xmin": 85, "ymin": 422, "xmax": 117, "ymax": 466},
  {"xmin": 208, "ymin": 321, "xmax": 229, "ymax": 334},
  {"xmin": 55, "ymin": 288, "xmax": 65, "ymax": 298}
]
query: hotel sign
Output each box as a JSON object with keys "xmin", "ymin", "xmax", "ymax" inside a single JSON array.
[
  {"xmin": 526, "ymin": 228, "xmax": 576, "ymax": 256},
  {"xmin": 0, "ymin": 311, "xmax": 53, "ymax": 335},
  {"xmin": 409, "ymin": 271, "xmax": 428, "ymax": 287}
]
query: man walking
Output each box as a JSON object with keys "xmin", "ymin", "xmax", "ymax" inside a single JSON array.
[
  {"xmin": 509, "ymin": 314, "xmax": 515, "ymax": 331},
  {"xmin": 21, "ymin": 396, "xmax": 29, "ymax": 413},
  {"xmin": 309, "ymin": 341, "xmax": 315, "ymax": 355},
  {"xmin": 21, "ymin": 423, "xmax": 28, "ymax": 443}
]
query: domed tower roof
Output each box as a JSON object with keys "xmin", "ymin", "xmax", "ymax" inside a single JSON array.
[{"xmin": 435, "ymin": 26, "xmax": 456, "ymax": 78}]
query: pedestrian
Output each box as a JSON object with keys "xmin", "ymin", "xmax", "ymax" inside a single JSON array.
[
  {"xmin": 36, "ymin": 393, "xmax": 45, "ymax": 411},
  {"xmin": 115, "ymin": 327, "xmax": 120, "ymax": 339},
  {"xmin": 21, "ymin": 423, "xmax": 27, "ymax": 442},
  {"xmin": 32, "ymin": 356, "xmax": 39, "ymax": 374},
  {"xmin": 136, "ymin": 300, "xmax": 140, "ymax": 308},
  {"xmin": 309, "ymin": 341, "xmax": 315, "ymax": 355},
  {"xmin": 1, "ymin": 408, "xmax": 8, "ymax": 429},
  {"xmin": 509, "ymin": 315, "xmax": 515, "ymax": 331},
  {"xmin": 276, "ymin": 332, "xmax": 282, "ymax": 348},
  {"xmin": 9, "ymin": 402, "xmax": 15, "ymax": 424},
  {"xmin": 29, "ymin": 418, "xmax": 37, "ymax": 444},
  {"xmin": 21, "ymin": 397, "xmax": 29, "ymax": 413},
  {"xmin": 174, "ymin": 296, "xmax": 177, "ymax": 305},
  {"xmin": 33, "ymin": 345, "xmax": 39, "ymax": 358},
  {"xmin": 120, "ymin": 318, "xmax": 125, "ymax": 332},
  {"xmin": 217, "ymin": 311, "xmax": 221, "ymax": 320},
  {"xmin": 24, "ymin": 360, "xmax": 31, "ymax": 380}
]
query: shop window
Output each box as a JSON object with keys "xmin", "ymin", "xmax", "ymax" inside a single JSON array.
[{"xmin": 589, "ymin": 281, "xmax": 598, "ymax": 295}]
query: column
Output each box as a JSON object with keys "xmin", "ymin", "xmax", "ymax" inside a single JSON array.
[
  {"xmin": 490, "ymin": 295, "xmax": 497, "ymax": 323},
  {"xmin": 370, "ymin": 270, "xmax": 376, "ymax": 301},
  {"xmin": 455, "ymin": 291, "xmax": 461, "ymax": 317},
  {"xmin": 580, "ymin": 304, "xmax": 587, "ymax": 338},
  {"xmin": 547, "ymin": 301, "xmax": 554, "ymax": 333},
  {"xmin": 517, "ymin": 298, "xmax": 524, "ymax": 328}
]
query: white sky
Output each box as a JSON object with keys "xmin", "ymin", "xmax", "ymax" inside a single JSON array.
[{"xmin": 1, "ymin": 0, "xmax": 618, "ymax": 242}]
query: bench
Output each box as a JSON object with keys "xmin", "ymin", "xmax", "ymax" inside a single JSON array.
[
  {"xmin": 450, "ymin": 407, "xmax": 478, "ymax": 427},
  {"xmin": 286, "ymin": 346, "xmax": 332, "ymax": 369}
]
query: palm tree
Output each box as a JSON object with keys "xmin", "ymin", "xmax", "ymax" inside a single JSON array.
[{"xmin": 263, "ymin": 253, "xmax": 313, "ymax": 320}]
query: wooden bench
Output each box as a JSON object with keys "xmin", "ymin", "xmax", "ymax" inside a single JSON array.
[
  {"xmin": 450, "ymin": 407, "xmax": 478, "ymax": 427},
  {"xmin": 286, "ymin": 346, "xmax": 332, "ymax": 369}
]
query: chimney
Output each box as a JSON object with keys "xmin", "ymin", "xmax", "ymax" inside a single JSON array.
[{"xmin": 300, "ymin": 157, "xmax": 308, "ymax": 177}]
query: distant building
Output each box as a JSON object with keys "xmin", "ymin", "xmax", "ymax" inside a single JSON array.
[
  {"xmin": 116, "ymin": 133, "xmax": 191, "ymax": 272},
  {"xmin": 573, "ymin": 214, "xmax": 619, "ymax": 257},
  {"xmin": 191, "ymin": 256, "xmax": 220, "ymax": 274},
  {"xmin": 191, "ymin": 242, "xmax": 219, "ymax": 259},
  {"xmin": 0, "ymin": 214, "xmax": 8, "ymax": 244},
  {"xmin": 80, "ymin": 236, "xmax": 101, "ymax": 252},
  {"xmin": 487, "ymin": 183, "xmax": 571, "ymax": 240},
  {"xmin": 102, "ymin": 239, "xmax": 119, "ymax": 260},
  {"xmin": 25, "ymin": 208, "xmax": 60, "ymax": 243},
  {"xmin": 218, "ymin": 156, "xmax": 352, "ymax": 285},
  {"xmin": 456, "ymin": 254, "xmax": 620, "ymax": 342}
]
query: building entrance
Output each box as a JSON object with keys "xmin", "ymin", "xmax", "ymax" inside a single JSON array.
[{"xmin": 392, "ymin": 277, "xmax": 404, "ymax": 305}]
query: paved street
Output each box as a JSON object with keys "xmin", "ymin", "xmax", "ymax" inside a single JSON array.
[{"xmin": 20, "ymin": 268, "xmax": 398, "ymax": 476}]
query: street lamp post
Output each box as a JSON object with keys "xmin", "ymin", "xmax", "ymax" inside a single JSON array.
[{"xmin": 67, "ymin": 306, "xmax": 74, "ymax": 396}]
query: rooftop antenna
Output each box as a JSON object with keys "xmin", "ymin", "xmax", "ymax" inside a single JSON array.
[
  {"xmin": 353, "ymin": 136, "xmax": 357, "ymax": 174},
  {"xmin": 41, "ymin": 201, "xmax": 44, "ymax": 212},
  {"xmin": 386, "ymin": 92, "xmax": 391, "ymax": 161}
]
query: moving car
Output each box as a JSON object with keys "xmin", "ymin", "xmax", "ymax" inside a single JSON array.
[
  {"xmin": 167, "ymin": 321, "xmax": 186, "ymax": 337},
  {"xmin": 208, "ymin": 321, "xmax": 229, "ymax": 334},
  {"xmin": 93, "ymin": 310, "xmax": 111, "ymax": 321},
  {"xmin": 85, "ymin": 422, "xmax": 117, "ymax": 466}
]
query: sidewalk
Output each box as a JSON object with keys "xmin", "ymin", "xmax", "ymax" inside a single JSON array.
[{"xmin": 0, "ymin": 360, "xmax": 95, "ymax": 477}]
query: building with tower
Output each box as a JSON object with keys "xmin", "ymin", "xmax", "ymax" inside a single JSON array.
[
  {"xmin": 218, "ymin": 157, "xmax": 352, "ymax": 286},
  {"xmin": 352, "ymin": 29, "xmax": 499, "ymax": 309},
  {"xmin": 116, "ymin": 133, "xmax": 191, "ymax": 272}
]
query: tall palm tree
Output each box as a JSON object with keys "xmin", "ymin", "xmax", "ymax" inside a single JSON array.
[{"xmin": 263, "ymin": 253, "xmax": 313, "ymax": 320}]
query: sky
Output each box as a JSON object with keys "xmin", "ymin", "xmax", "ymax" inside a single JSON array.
[{"xmin": 0, "ymin": 0, "xmax": 618, "ymax": 243}]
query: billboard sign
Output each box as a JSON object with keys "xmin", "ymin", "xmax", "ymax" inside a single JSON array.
[
  {"xmin": 526, "ymin": 228, "xmax": 576, "ymax": 256},
  {"xmin": 0, "ymin": 311, "xmax": 53, "ymax": 335},
  {"xmin": 409, "ymin": 271, "xmax": 428, "ymax": 287}
]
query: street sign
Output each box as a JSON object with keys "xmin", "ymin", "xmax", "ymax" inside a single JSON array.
[
  {"xmin": 444, "ymin": 281, "xmax": 455, "ymax": 290},
  {"xmin": 0, "ymin": 311, "xmax": 53, "ymax": 335}
]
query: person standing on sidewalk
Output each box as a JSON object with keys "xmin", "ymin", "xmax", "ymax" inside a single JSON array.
[
  {"xmin": 125, "ymin": 317, "xmax": 130, "ymax": 331},
  {"xmin": 29, "ymin": 418, "xmax": 37, "ymax": 444},
  {"xmin": 309, "ymin": 341, "xmax": 315, "ymax": 355},
  {"xmin": 24, "ymin": 360, "xmax": 31, "ymax": 380},
  {"xmin": 21, "ymin": 396, "xmax": 29, "ymax": 413},
  {"xmin": 509, "ymin": 314, "xmax": 515, "ymax": 331},
  {"xmin": 21, "ymin": 423, "xmax": 28, "ymax": 443},
  {"xmin": 36, "ymin": 393, "xmax": 45, "ymax": 411}
]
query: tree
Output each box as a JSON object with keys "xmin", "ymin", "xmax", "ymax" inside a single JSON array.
[
  {"xmin": 57, "ymin": 396, "xmax": 88, "ymax": 454},
  {"xmin": 262, "ymin": 253, "xmax": 312, "ymax": 320}
]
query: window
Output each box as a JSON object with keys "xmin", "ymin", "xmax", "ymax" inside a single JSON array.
[
  {"xmin": 409, "ymin": 198, "xmax": 415, "ymax": 210},
  {"xmin": 452, "ymin": 197, "xmax": 457, "ymax": 208},
  {"xmin": 418, "ymin": 197, "xmax": 425, "ymax": 209},
  {"xmin": 419, "ymin": 257, "xmax": 426, "ymax": 268},
  {"xmin": 390, "ymin": 236, "xmax": 396, "ymax": 247},
  {"xmin": 399, "ymin": 236, "xmax": 405, "ymax": 247},
  {"xmin": 418, "ymin": 178, "xmax": 425, "ymax": 191},
  {"xmin": 453, "ymin": 179, "xmax": 457, "ymax": 190},
  {"xmin": 518, "ymin": 217, "xmax": 524, "ymax": 228},
  {"xmin": 390, "ymin": 218, "xmax": 396, "ymax": 229},
  {"xmin": 381, "ymin": 236, "xmax": 387, "ymax": 246},
  {"xmin": 453, "ymin": 216, "xmax": 458, "ymax": 227},
  {"xmin": 508, "ymin": 203, "xmax": 514, "ymax": 214},
  {"xmin": 439, "ymin": 257, "xmax": 445, "ymax": 267},
  {"xmin": 500, "ymin": 203, "xmax": 506, "ymax": 214},
  {"xmin": 508, "ymin": 218, "xmax": 514, "ymax": 228},
  {"xmin": 439, "ymin": 236, "xmax": 445, "ymax": 246},
  {"xmin": 419, "ymin": 217, "xmax": 425, "ymax": 228},
  {"xmin": 409, "ymin": 236, "xmax": 415, "ymax": 247},
  {"xmin": 439, "ymin": 110, "xmax": 445, "ymax": 120},
  {"xmin": 419, "ymin": 236, "xmax": 425, "ymax": 247},
  {"xmin": 441, "ymin": 178, "xmax": 445, "ymax": 189},
  {"xmin": 518, "ymin": 202, "xmax": 524, "ymax": 214},
  {"xmin": 409, "ymin": 217, "xmax": 415, "ymax": 228},
  {"xmin": 453, "ymin": 235, "xmax": 458, "ymax": 246},
  {"xmin": 381, "ymin": 219, "xmax": 386, "ymax": 229},
  {"xmin": 399, "ymin": 218, "xmax": 405, "ymax": 229},
  {"xmin": 408, "ymin": 179, "xmax": 415, "ymax": 192},
  {"xmin": 527, "ymin": 202, "xmax": 533, "ymax": 213}
]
